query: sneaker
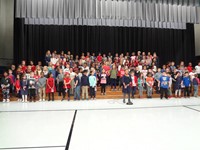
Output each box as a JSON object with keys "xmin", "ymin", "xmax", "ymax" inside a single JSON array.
[
  {"xmin": 3, "ymin": 99, "xmax": 6, "ymax": 103},
  {"xmin": 39, "ymin": 99, "xmax": 42, "ymax": 102},
  {"xmin": 43, "ymin": 99, "xmax": 45, "ymax": 101},
  {"xmin": 123, "ymin": 99, "xmax": 125, "ymax": 103},
  {"xmin": 127, "ymin": 101, "xmax": 133, "ymax": 105},
  {"xmin": 7, "ymin": 99, "xmax": 10, "ymax": 102}
]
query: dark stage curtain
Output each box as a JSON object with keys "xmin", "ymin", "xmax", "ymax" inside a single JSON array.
[{"xmin": 14, "ymin": 18, "xmax": 195, "ymax": 66}]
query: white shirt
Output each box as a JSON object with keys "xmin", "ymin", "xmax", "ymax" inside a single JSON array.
[
  {"xmin": 51, "ymin": 58, "xmax": 58, "ymax": 65},
  {"xmin": 195, "ymin": 65, "xmax": 200, "ymax": 74}
]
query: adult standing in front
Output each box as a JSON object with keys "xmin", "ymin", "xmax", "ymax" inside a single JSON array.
[{"xmin": 122, "ymin": 69, "xmax": 133, "ymax": 105}]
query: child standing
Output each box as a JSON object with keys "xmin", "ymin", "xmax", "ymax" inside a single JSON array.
[
  {"xmin": 130, "ymin": 71, "xmax": 138, "ymax": 98},
  {"xmin": 159, "ymin": 71, "xmax": 170, "ymax": 99},
  {"xmin": 182, "ymin": 72, "xmax": 191, "ymax": 98},
  {"xmin": 38, "ymin": 72, "xmax": 47, "ymax": 101},
  {"xmin": 74, "ymin": 71, "xmax": 81, "ymax": 100},
  {"xmin": 15, "ymin": 74, "xmax": 21, "ymax": 101},
  {"xmin": 1, "ymin": 71, "xmax": 11, "ymax": 102},
  {"xmin": 110, "ymin": 65, "xmax": 117, "ymax": 91},
  {"xmin": 46, "ymin": 73, "xmax": 56, "ymax": 101},
  {"xmin": 122, "ymin": 69, "xmax": 132, "ymax": 105},
  {"xmin": 192, "ymin": 74, "xmax": 199, "ymax": 97},
  {"xmin": 81, "ymin": 70, "xmax": 89, "ymax": 100},
  {"xmin": 28, "ymin": 72, "xmax": 36, "ymax": 102},
  {"xmin": 138, "ymin": 73, "xmax": 144, "ymax": 98},
  {"xmin": 89, "ymin": 71, "xmax": 97, "ymax": 100},
  {"xmin": 62, "ymin": 72, "xmax": 71, "ymax": 101},
  {"xmin": 20, "ymin": 74, "xmax": 28, "ymax": 102},
  {"xmin": 174, "ymin": 72, "xmax": 182, "ymax": 98},
  {"xmin": 146, "ymin": 73, "xmax": 154, "ymax": 98},
  {"xmin": 100, "ymin": 69, "xmax": 107, "ymax": 95}
]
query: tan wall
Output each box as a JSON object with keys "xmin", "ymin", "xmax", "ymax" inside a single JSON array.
[
  {"xmin": 0, "ymin": 0, "xmax": 14, "ymax": 66},
  {"xmin": 195, "ymin": 24, "xmax": 200, "ymax": 56}
]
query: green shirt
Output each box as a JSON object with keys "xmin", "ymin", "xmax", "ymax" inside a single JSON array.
[{"xmin": 110, "ymin": 69, "xmax": 117, "ymax": 79}]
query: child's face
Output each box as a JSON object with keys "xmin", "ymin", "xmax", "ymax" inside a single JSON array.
[
  {"xmin": 30, "ymin": 73, "xmax": 34, "ymax": 77},
  {"xmin": 131, "ymin": 72, "xmax": 135, "ymax": 76},
  {"xmin": 4, "ymin": 72, "xmax": 8, "ymax": 77}
]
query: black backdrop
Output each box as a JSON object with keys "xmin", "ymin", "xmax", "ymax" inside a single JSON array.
[{"xmin": 14, "ymin": 18, "xmax": 196, "ymax": 66}]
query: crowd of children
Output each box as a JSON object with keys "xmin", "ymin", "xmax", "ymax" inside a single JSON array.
[{"xmin": 0, "ymin": 50, "xmax": 200, "ymax": 104}]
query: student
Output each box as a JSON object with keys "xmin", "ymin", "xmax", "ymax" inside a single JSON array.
[
  {"xmin": 46, "ymin": 73, "xmax": 56, "ymax": 101},
  {"xmin": 81, "ymin": 70, "xmax": 89, "ymax": 100},
  {"xmin": 182, "ymin": 72, "xmax": 191, "ymax": 98},
  {"xmin": 193, "ymin": 74, "xmax": 199, "ymax": 97},
  {"xmin": 138, "ymin": 73, "xmax": 144, "ymax": 98},
  {"xmin": 159, "ymin": 71, "xmax": 170, "ymax": 99},
  {"xmin": 62, "ymin": 72, "xmax": 71, "ymax": 101},
  {"xmin": 20, "ymin": 74, "xmax": 28, "ymax": 102},
  {"xmin": 154, "ymin": 68, "xmax": 162, "ymax": 93},
  {"xmin": 8, "ymin": 69, "xmax": 15, "ymax": 96},
  {"xmin": 167, "ymin": 72, "xmax": 173, "ymax": 98},
  {"xmin": 38, "ymin": 72, "xmax": 47, "ymax": 101},
  {"xmin": 15, "ymin": 74, "xmax": 21, "ymax": 101},
  {"xmin": 89, "ymin": 71, "xmax": 97, "ymax": 100},
  {"xmin": 110, "ymin": 65, "xmax": 117, "ymax": 91},
  {"xmin": 122, "ymin": 69, "xmax": 133, "ymax": 105},
  {"xmin": 130, "ymin": 71, "xmax": 138, "ymax": 98},
  {"xmin": 146, "ymin": 72, "xmax": 154, "ymax": 98},
  {"xmin": 57, "ymin": 69, "xmax": 64, "ymax": 96},
  {"xmin": 28, "ymin": 72, "xmax": 36, "ymax": 102},
  {"xmin": 1, "ymin": 71, "xmax": 11, "ymax": 102},
  {"xmin": 118, "ymin": 65, "xmax": 125, "ymax": 90},
  {"xmin": 174, "ymin": 72, "xmax": 182, "ymax": 98},
  {"xmin": 100, "ymin": 69, "xmax": 107, "ymax": 95},
  {"xmin": 74, "ymin": 71, "xmax": 81, "ymax": 100}
]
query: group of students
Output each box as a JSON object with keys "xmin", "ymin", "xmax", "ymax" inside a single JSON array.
[
  {"xmin": 0, "ymin": 50, "xmax": 200, "ymax": 104},
  {"xmin": 0, "ymin": 67, "xmax": 110, "ymax": 102},
  {"xmin": 120, "ymin": 69, "xmax": 200, "ymax": 105}
]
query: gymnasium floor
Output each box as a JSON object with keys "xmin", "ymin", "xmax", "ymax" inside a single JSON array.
[{"xmin": 0, "ymin": 98, "xmax": 200, "ymax": 150}]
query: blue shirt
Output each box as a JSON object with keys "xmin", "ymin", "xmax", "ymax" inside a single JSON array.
[
  {"xmin": 159, "ymin": 75, "xmax": 170, "ymax": 89},
  {"xmin": 183, "ymin": 77, "xmax": 190, "ymax": 87}
]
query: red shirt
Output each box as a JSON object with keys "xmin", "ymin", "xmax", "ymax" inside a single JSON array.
[
  {"xmin": 22, "ymin": 65, "xmax": 27, "ymax": 73},
  {"xmin": 118, "ymin": 69, "xmax": 125, "ymax": 78},
  {"xmin": 64, "ymin": 77, "xmax": 71, "ymax": 89},
  {"xmin": 97, "ymin": 55, "xmax": 102, "ymax": 62},
  {"xmin": 146, "ymin": 77, "xmax": 154, "ymax": 87},
  {"xmin": 131, "ymin": 76, "xmax": 138, "ymax": 87},
  {"xmin": 102, "ymin": 65, "xmax": 111, "ymax": 75},
  {"xmin": 187, "ymin": 66, "xmax": 193, "ymax": 72},
  {"xmin": 31, "ymin": 65, "xmax": 36, "ymax": 72},
  {"xmin": 15, "ymin": 80, "xmax": 20, "ymax": 91}
]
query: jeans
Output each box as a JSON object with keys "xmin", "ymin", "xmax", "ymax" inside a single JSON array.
[
  {"xmin": 58, "ymin": 81, "xmax": 64, "ymax": 96},
  {"xmin": 90, "ymin": 87, "xmax": 96, "ymax": 98},
  {"xmin": 110, "ymin": 78, "xmax": 117, "ymax": 89},
  {"xmin": 131, "ymin": 86, "xmax": 137, "ymax": 97},
  {"xmin": 160, "ymin": 87, "xmax": 168, "ymax": 99},
  {"xmin": 101, "ymin": 84, "xmax": 106, "ymax": 94},
  {"xmin": 74, "ymin": 85, "xmax": 81, "ymax": 100},
  {"xmin": 193, "ymin": 85, "xmax": 198, "ymax": 97},
  {"xmin": 2, "ymin": 89, "xmax": 10, "ymax": 99},
  {"xmin": 184, "ymin": 87, "xmax": 190, "ymax": 97},
  {"xmin": 138, "ymin": 86, "xmax": 143, "ymax": 97},
  {"xmin": 147, "ymin": 86, "xmax": 152, "ymax": 97}
]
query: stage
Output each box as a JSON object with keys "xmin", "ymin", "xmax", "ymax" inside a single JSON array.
[{"xmin": 0, "ymin": 98, "xmax": 200, "ymax": 150}]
